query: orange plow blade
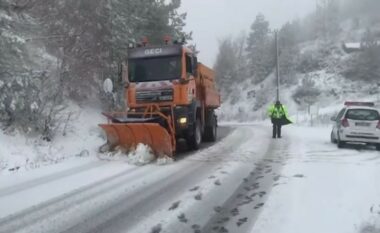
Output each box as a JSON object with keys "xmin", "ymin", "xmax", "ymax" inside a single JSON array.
[{"xmin": 99, "ymin": 123, "xmax": 174, "ymax": 157}]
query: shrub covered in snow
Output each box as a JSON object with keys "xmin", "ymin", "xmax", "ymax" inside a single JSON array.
[
  {"xmin": 292, "ymin": 77, "xmax": 321, "ymax": 106},
  {"xmin": 0, "ymin": 71, "xmax": 66, "ymax": 140},
  {"xmin": 342, "ymin": 30, "xmax": 380, "ymax": 83}
]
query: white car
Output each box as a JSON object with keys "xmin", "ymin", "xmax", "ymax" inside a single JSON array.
[{"xmin": 331, "ymin": 102, "xmax": 380, "ymax": 150}]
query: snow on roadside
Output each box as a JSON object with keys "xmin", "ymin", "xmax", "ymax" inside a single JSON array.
[
  {"xmin": 126, "ymin": 144, "xmax": 155, "ymax": 165},
  {"xmin": 0, "ymin": 160, "xmax": 138, "ymax": 219},
  {"xmin": 99, "ymin": 144, "xmax": 174, "ymax": 166},
  {"xmin": 251, "ymin": 125, "xmax": 380, "ymax": 233},
  {"xmin": 101, "ymin": 144, "xmax": 155, "ymax": 166},
  {"xmin": 0, "ymin": 104, "xmax": 105, "ymax": 174}
]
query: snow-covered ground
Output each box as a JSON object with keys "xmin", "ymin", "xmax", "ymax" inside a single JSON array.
[
  {"xmin": 252, "ymin": 125, "xmax": 380, "ymax": 233},
  {"xmin": 1, "ymin": 121, "xmax": 380, "ymax": 233},
  {"xmin": 0, "ymin": 105, "xmax": 105, "ymax": 174},
  {"xmin": 1, "ymin": 102, "xmax": 380, "ymax": 233},
  {"xmin": 0, "ymin": 124, "xmax": 272, "ymax": 233}
]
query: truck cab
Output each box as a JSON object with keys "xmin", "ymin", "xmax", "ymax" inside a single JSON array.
[
  {"xmin": 126, "ymin": 44, "xmax": 198, "ymax": 108},
  {"xmin": 123, "ymin": 43, "xmax": 220, "ymax": 149}
]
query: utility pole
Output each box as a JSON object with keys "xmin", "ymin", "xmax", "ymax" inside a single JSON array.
[{"xmin": 275, "ymin": 30, "xmax": 280, "ymax": 102}]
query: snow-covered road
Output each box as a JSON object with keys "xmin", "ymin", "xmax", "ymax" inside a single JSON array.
[{"xmin": 1, "ymin": 124, "xmax": 379, "ymax": 233}]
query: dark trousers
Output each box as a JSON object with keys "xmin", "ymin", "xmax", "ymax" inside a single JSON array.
[{"xmin": 272, "ymin": 118, "xmax": 282, "ymax": 138}]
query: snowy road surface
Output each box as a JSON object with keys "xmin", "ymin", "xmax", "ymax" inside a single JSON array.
[{"xmin": 0, "ymin": 124, "xmax": 380, "ymax": 233}]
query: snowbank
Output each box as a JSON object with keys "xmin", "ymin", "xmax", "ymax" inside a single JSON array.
[{"xmin": 0, "ymin": 104, "xmax": 105, "ymax": 174}]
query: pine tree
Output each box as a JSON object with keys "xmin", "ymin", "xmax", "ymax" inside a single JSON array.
[
  {"xmin": 246, "ymin": 14, "xmax": 275, "ymax": 84},
  {"xmin": 278, "ymin": 21, "xmax": 300, "ymax": 85},
  {"xmin": 214, "ymin": 37, "xmax": 238, "ymax": 97},
  {"xmin": 0, "ymin": 0, "xmax": 192, "ymax": 134},
  {"xmin": 315, "ymin": 0, "xmax": 340, "ymax": 40},
  {"xmin": 214, "ymin": 34, "xmax": 248, "ymax": 100}
]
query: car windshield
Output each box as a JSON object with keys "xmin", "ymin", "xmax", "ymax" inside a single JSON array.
[
  {"xmin": 346, "ymin": 109, "xmax": 380, "ymax": 121},
  {"xmin": 128, "ymin": 56, "xmax": 181, "ymax": 82}
]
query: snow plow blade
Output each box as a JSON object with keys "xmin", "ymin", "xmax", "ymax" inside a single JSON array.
[{"xmin": 99, "ymin": 123, "xmax": 174, "ymax": 157}]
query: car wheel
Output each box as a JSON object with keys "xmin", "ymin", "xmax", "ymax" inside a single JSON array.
[
  {"xmin": 330, "ymin": 131, "xmax": 337, "ymax": 144},
  {"xmin": 337, "ymin": 133, "xmax": 345, "ymax": 148}
]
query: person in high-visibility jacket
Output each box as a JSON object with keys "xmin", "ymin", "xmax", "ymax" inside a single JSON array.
[{"xmin": 268, "ymin": 100, "xmax": 291, "ymax": 138}]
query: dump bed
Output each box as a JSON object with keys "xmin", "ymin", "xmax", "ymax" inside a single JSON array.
[{"xmin": 196, "ymin": 63, "xmax": 221, "ymax": 109}]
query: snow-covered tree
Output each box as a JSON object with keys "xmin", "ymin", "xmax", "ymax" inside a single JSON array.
[
  {"xmin": 343, "ymin": 29, "xmax": 380, "ymax": 82},
  {"xmin": 214, "ymin": 34, "xmax": 248, "ymax": 100},
  {"xmin": 315, "ymin": 0, "xmax": 341, "ymax": 40},
  {"xmin": 278, "ymin": 21, "xmax": 300, "ymax": 85},
  {"xmin": 246, "ymin": 14, "xmax": 275, "ymax": 84},
  {"xmin": 0, "ymin": 0, "xmax": 191, "ymax": 137}
]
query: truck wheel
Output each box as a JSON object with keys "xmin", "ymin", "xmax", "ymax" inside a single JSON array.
[
  {"xmin": 187, "ymin": 119, "xmax": 202, "ymax": 150},
  {"xmin": 203, "ymin": 114, "xmax": 217, "ymax": 142}
]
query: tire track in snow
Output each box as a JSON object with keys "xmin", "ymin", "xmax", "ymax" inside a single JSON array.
[
  {"xmin": 0, "ymin": 126, "xmax": 242, "ymax": 233},
  {"xmin": 62, "ymin": 162, "xmax": 210, "ymax": 233},
  {"xmin": 62, "ymin": 128, "xmax": 246, "ymax": 233},
  {"xmin": 121, "ymin": 125, "xmax": 274, "ymax": 233},
  {"xmin": 201, "ymin": 137, "xmax": 290, "ymax": 233},
  {"xmin": 0, "ymin": 165, "xmax": 142, "ymax": 233},
  {"xmin": 0, "ymin": 160, "xmax": 106, "ymax": 198}
]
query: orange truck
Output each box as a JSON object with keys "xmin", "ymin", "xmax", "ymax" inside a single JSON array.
[{"xmin": 99, "ymin": 40, "xmax": 221, "ymax": 157}]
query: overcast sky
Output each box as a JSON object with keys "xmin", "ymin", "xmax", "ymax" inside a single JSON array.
[{"xmin": 180, "ymin": 0, "xmax": 316, "ymax": 67}]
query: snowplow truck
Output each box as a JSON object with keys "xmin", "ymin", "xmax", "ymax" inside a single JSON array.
[{"xmin": 99, "ymin": 43, "xmax": 221, "ymax": 157}]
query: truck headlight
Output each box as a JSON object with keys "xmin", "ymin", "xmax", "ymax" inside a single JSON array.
[{"xmin": 179, "ymin": 117, "xmax": 187, "ymax": 124}]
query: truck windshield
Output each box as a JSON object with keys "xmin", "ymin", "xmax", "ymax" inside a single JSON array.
[{"xmin": 128, "ymin": 56, "xmax": 181, "ymax": 82}]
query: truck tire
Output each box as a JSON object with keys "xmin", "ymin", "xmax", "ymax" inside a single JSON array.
[
  {"xmin": 187, "ymin": 119, "xmax": 202, "ymax": 150},
  {"xmin": 203, "ymin": 114, "xmax": 217, "ymax": 142}
]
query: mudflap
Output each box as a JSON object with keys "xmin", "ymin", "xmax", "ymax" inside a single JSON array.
[{"xmin": 99, "ymin": 123, "xmax": 174, "ymax": 157}]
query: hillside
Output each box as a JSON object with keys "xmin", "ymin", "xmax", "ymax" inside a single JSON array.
[{"xmin": 217, "ymin": 18, "xmax": 380, "ymax": 124}]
